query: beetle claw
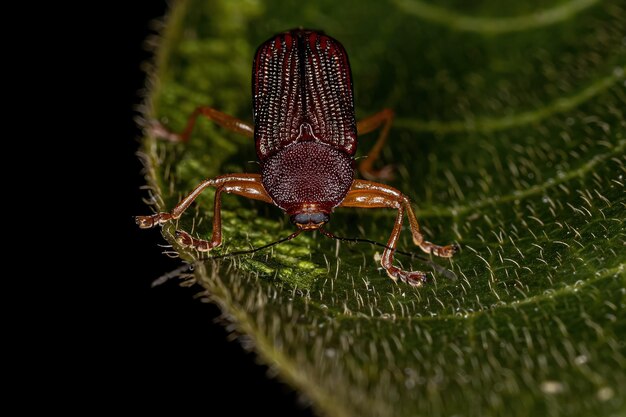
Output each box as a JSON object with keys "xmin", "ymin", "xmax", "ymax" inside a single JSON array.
[
  {"xmin": 387, "ymin": 267, "xmax": 428, "ymax": 287},
  {"xmin": 439, "ymin": 243, "xmax": 459, "ymax": 257},
  {"xmin": 136, "ymin": 214, "xmax": 158, "ymax": 229},
  {"xmin": 135, "ymin": 215, "xmax": 153, "ymax": 229}
]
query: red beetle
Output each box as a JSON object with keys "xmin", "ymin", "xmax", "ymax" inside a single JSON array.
[{"xmin": 137, "ymin": 29, "xmax": 457, "ymax": 286}]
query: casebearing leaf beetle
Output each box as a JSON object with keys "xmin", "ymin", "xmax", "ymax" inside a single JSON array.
[{"xmin": 137, "ymin": 29, "xmax": 457, "ymax": 286}]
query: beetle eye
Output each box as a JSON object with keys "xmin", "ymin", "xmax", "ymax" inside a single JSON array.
[
  {"xmin": 310, "ymin": 212, "xmax": 329, "ymax": 224},
  {"xmin": 291, "ymin": 213, "xmax": 311, "ymax": 224},
  {"xmin": 290, "ymin": 212, "xmax": 329, "ymax": 225}
]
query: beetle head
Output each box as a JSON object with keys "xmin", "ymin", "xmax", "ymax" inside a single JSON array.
[
  {"xmin": 289, "ymin": 204, "xmax": 330, "ymax": 230},
  {"xmin": 291, "ymin": 212, "xmax": 330, "ymax": 230}
]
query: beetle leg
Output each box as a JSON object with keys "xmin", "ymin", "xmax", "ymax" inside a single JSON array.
[
  {"xmin": 339, "ymin": 180, "xmax": 458, "ymax": 285},
  {"xmin": 356, "ymin": 109, "xmax": 395, "ymax": 181},
  {"xmin": 136, "ymin": 174, "xmax": 273, "ymax": 251},
  {"xmin": 150, "ymin": 106, "xmax": 254, "ymax": 143}
]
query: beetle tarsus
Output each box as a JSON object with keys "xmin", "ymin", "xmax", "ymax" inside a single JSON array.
[
  {"xmin": 175, "ymin": 230, "xmax": 193, "ymax": 246},
  {"xmin": 175, "ymin": 230, "xmax": 212, "ymax": 252},
  {"xmin": 420, "ymin": 241, "xmax": 459, "ymax": 258},
  {"xmin": 135, "ymin": 213, "xmax": 172, "ymax": 229},
  {"xmin": 387, "ymin": 267, "xmax": 428, "ymax": 287}
]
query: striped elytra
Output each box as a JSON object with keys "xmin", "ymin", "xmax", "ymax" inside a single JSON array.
[{"xmin": 253, "ymin": 29, "xmax": 356, "ymax": 159}]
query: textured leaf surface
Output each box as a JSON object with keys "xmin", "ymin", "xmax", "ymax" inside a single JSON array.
[{"xmin": 142, "ymin": 1, "xmax": 626, "ymax": 416}]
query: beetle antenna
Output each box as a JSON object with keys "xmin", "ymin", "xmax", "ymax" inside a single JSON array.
[
  {"xmin": 199, "ymin": 229, "xmax": 302, "ymax": 260},
  {"xmin": 319, "ymin": 227, "xmax": 413, "ymax": 256},
  {"xmin": 319, "ymin": 228, "xmax": 457, "ymax": 280}
]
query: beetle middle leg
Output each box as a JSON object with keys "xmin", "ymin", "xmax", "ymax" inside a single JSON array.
[
  {"xmin": 136, "ymin": 173, "xmax": 272, "ymax": 251},
  {"xmin": 339, "ymin": 180, "xmax": 458, "ymax": 286},
  {"xmin": 356, "ymin": 108, "xmax": 395, "ymax": 181},
  {"xmin": 150, "ymin": 106, "xmax": 254, "ymax": 143}
]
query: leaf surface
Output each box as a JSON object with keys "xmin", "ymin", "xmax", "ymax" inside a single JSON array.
[{"xmin": 142, "ymin": 1, "xmax": 626, "ymax": 416}]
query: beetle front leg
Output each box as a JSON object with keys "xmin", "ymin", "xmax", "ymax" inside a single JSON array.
[
  {"xmin": 340, "ymin": 180, "xmax": 458, "ymax": 286},
  {"xmin": 136, "ymin": 174, "xmax": 273, "ymax": 251},
  {"xmin": 150, "ymin": 106, "xmax": 255, "ymax": 143},
  {"xmin": 175, "ymin": 178, "xmax": 274, "ymax": 252}
]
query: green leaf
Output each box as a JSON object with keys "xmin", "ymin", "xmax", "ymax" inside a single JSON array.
[{"xmin": 141, "ymin": 0, "xmax": 626, "ymax": 416}]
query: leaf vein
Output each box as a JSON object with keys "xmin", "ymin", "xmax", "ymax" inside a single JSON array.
[
  {"xmin": 416, "ymin": 140, "xmax": 626, "ymax": 218},
  {"xmin": 393, "ymin": 0, "xmax": 601, "ymax": 34},
  {"xmin": 394, "ymin": 67, "xmax": 625, "ymax": 134}
]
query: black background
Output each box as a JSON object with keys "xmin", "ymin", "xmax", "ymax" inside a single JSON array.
[{"xmin": 118, "ymin": 2, "xmax": 314, "ymax": 415}]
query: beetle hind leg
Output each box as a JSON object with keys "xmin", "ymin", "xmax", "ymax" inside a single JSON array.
[
  {"xmin": 356, "ymin": 108, "xmax": 395, "ymax": 181},
  {"xmin": 148, "ymin": 106, "xmax": 254, "ymax": 143}
]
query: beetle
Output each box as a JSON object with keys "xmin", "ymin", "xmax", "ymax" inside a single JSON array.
[{"xmin": 137, "ymin": 28, "xmax": 458, "ymax": 286}]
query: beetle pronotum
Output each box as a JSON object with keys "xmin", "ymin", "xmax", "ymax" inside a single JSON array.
[{"xmin": 137, "ymin": 29, "xmax": 458, "ymax": 286}]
